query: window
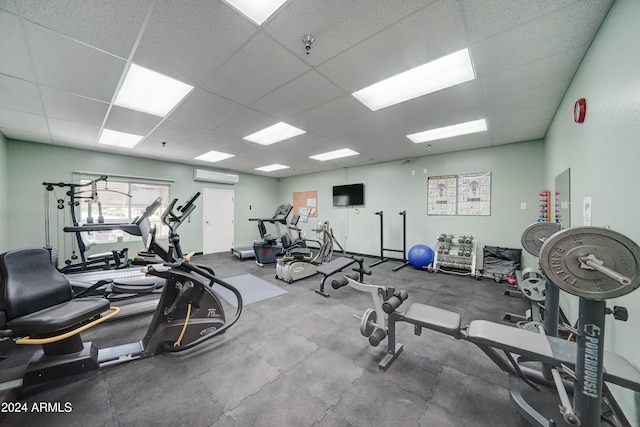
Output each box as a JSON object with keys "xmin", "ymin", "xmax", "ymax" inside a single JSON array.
[{"xmin": 75, "ymin": 175, "xmax": 170, "ymax": 244}]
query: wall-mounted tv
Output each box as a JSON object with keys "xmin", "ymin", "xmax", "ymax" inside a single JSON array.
[{"xmin": 333, "ymin": 183, "xmax": 364, "ymax": 206}]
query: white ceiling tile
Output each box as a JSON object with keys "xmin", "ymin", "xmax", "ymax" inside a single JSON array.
[
  {"xmin": 147, "ymin": 118, "xmax": 208, "ymax": 146},
  {"xmin": 103, "ymin": 106, "xmax": 163, "ymax": 136},
  {"xmin": 250, "ymin": 71, "xmax": 345, "ymax": 119},
  {"xmin": 287, "ymin": 95, "xmax": 373, "ymax": 141},
  {"xmin": 0, "ymin": 127, "xmax": 51, "ymax": 144},
  {"xmin": 133, "ymin": 137, "xmax": 205, "ymax": 159},
  {"xmin": 461, "ymin": 0, "xmax": 576, "ymax": 42},
  {"xmin": 471, "ymin": 2, "xmax": 613, "ymax": 75},
  {"xmin": 317, "ymin": 0, "xmax": 468, "ymax": 92},
  {"xmin": 189, "ymin": 129, "xmax": 240, "ymax": 150},
  {"xmin": 0, "ymin": 106, "xmax": 50, "ymax": 135},
  {"xmin": 0, "ymin": 74, "xmax": 42, "ymax": 114},
  {"xmin": 41, "ymin": 87, "xmax": 108, "ymax": 127},
  {"xmin": 168, "ymin": 89, "xmax": 243, "ymax": 129},
  {"xmin": 0, "ymin": 10, "xmax": 35, "ymax": 80},
  {"xmin": 49, "ymin": 118, "xmax": 100, "ymax": 145},
  {"xmin": 211, "ymin": 107, "xmax": 278, "ymax": 139},
  {"xmin": 202, "ymin": 33, "xmax": 310, "ymax": 105},
  {"xmin": 26, "ymin": 23, "xmax": 125, "ymax": 102},
  {"xmin": 134, "ymin": 0, "xmax": 257, "ymax": 86},
  {"xmin": 479, "ymin": 48, "xmax": 584, "ymax": 97},
  {"xmin": 264, "ymin": 0, "xmax": 433, "ymax": 66},
  {"xmin": 0, "ymin": 1, "xmax": 18, "ymax": 14},
  {"xmin": 19, "ymin": 0, "xmax": 154, "ymax": 58}
]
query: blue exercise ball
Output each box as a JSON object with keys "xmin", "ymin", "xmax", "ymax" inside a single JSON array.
[{"xmin": 408, "ymin": 244, "xmax": 434, "ymax": 269}]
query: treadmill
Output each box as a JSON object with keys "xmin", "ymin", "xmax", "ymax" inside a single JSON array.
[{"xmin": 231, "ymin": 203, "xmax": 293, "ymax": 261}]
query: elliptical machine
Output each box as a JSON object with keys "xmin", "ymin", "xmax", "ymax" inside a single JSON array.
[
  {"xmin": 0, "ymin": 193, "xmax": 243, "ymax": 391},
  {"xmin": 275, "ymin": 220, "xmax": 344, "ymax": 284}
]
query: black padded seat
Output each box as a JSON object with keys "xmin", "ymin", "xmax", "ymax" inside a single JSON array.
[
  {"xmin": 0, "ymin": 248, "xmax": 110, "ymax": 335},
  {"xmin": 317, "ymin": 257, "xmax": 356, "ymax": 276},
  {"xmin": 7, "ymin": 297, "xmax": 110, "ymax": 335},
  {"xmin": 403, "ymin": 303, "xmax": 462, "ymax": 339}
]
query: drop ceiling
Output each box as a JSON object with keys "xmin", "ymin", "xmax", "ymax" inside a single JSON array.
[{"xmin": 0, "ymin": 0, "xmax": 613, "ymax": 177}]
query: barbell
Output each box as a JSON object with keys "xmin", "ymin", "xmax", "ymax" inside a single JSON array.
[{"xmin": 538, "ymin": 227, "xmax": 640, "ymax": 300}]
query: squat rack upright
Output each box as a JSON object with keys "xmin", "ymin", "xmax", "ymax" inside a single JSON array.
[{"xmin": 370, "ymin": 210, "xmax": 410, "ymax": 272}]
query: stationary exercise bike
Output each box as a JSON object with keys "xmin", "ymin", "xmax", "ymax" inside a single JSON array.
[
  {"xmin": 0, "ymin": 194, "xmax": 243, "ymax": 392},
  {"xmin": 334, "ymin": 226, "xmax": 640, "ymax": 427}
]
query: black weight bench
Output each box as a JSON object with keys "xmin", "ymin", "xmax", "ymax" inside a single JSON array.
[
  {"xmin": 315, "ymin": 257, "xmax": 359, "ymax": 297},
  {"xmin": 381, "ymin": 304, "xmax": 640, "ymax": 394},
  {"xmin": 468, "ymin": 319, "xmax": 640, "ymax": 393},
  {"xmin": 379, "ymin": 302, "xmax": 463, "ymax": 370}
]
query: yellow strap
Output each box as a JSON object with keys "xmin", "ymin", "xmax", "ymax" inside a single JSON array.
[
  {"xmin": 16, "ymin": 306, "xmax": 121, "ymax": 345},
  {"xmin": 173, "ymin": 303, "xmax": 192, "ymax": 347}
]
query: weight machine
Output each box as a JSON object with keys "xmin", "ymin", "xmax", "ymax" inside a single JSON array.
[
  {"xmin": 369, "ymin": 210, "xmax": 410, "ymax": 272},
  {"xmin": 43, "ymin": 175, "xmax": 142, "ymax": 273},
  {"xmin": 336, "ymin": 225, "xmax": 640, "ymax": 426}
]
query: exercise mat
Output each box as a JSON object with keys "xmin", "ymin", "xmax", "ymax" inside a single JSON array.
[{"xmin": 213, "ymin": 274, "xmax": 287, "ymax": 307}]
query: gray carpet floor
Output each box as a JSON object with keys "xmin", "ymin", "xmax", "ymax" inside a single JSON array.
[{"xmin": 0, "ymin": 252, "xmax": 566, "ymax": 426}]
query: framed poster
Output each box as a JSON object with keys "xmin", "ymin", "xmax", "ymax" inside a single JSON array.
[
  {"xmin": 457, "ymin": 172, "xmax": 491, "ymax": 216},
  {"xmin": 427, "ymin": 175, "xmax": 457, "ymax": 215}
]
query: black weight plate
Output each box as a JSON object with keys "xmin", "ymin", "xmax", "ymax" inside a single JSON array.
[
  {"xmin": 539, "ymin": 227, "xmax": 640, "ymax": 300},
  {"xmin": 521, "ymin": 222, "xmax": 561, "ymax": 256}
]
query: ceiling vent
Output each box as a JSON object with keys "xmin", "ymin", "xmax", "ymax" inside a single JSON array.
[{"xmin": 193, "ymin": 169, "xmax": 239, "ymax": 185}]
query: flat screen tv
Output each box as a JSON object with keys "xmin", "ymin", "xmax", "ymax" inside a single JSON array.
[{"xmin": 333, "ymin": 183, "xmax": 364, "ymax": 206}]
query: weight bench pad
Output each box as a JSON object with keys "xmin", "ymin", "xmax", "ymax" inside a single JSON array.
[
  {"xmin": 402, "ymin": 303, "xmax": 462, "ymax": 339},
  {"xmin": 317, "ymin": 257, "xmax": 355, "ymax": 276},
  {"xmin": 469, "ymin": 320, "xmax": 640, "ymax": 392},
  {"xmin": 7, "ymin": 297, "xmax": 110, "ymax": 335},
  {"xmin": 468, "ymin": 320, "xmax": 553, "ymax": 360}
]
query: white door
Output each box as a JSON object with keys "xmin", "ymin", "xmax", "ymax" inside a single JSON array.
[{"xmin": 203, "ymin": 188, "xmax": 234, "ymax": 254}]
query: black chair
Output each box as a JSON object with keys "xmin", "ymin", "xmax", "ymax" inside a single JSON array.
[{"xmin": 0, "ymin": 248, "xmax": 115, "ymax": 385}]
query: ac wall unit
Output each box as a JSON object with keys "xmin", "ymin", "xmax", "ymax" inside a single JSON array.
[{"xmin": 193, "ymin": 169, "xmax": 239, "ymax": 184}]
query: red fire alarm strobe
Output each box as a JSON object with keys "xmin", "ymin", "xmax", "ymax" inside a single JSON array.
[{"xmin": 574, "ymin": 98, "xmax": 586, "ymax": 123}]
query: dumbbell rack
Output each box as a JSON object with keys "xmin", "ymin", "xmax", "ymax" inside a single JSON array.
[{"xmin": 430, "ymin": 233, "xmax": 478, "ymax": 278}]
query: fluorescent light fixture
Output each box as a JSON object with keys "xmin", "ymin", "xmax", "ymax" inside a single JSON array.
[
  {"xmin": 352, "ymin": 48, "xmax": 475, "ymax": 111},
  {"xmin": 255, "ymin": 164, "xmax": 290, "ymax": 172},
  {"xmin": 243, "ymin": 122, "xmax": 305, "ymax": 145},
  {"xmin": 194, "ymin": 150, "xmax": 235, "ymax": 163},
  {"xmin": 407, "ymin": 119, "xmax": 488, "ymax": 143},
  {"xmin": 98, "ymin": 128, "xmax": 143, "ymax": 149},
  {"xmin": 309, "ymin": 148, "xmax": 359, "ymax": 162},
  {"xmin": 223, "ymin": 0, "xmax": 287, "ymax": 25},
  {"xmin": 114, "ymin": 64, "xmax": 194, "ymax": 117}
]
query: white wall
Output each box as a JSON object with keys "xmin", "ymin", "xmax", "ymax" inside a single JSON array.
[
  {"xmin": 279, "ymin": 140, "xmax": 545, "ymax": 269},
  {"xmin": 6, "ymin": 140, "xmax": 279, "ymax": 259},
  {"xmin": 544, "ymin": 0, "xmax": 640, "ymax": 420}
]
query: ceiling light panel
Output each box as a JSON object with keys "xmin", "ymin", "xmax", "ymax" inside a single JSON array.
[
  {"xmin": 352, "ymin": 49, "xmax": 475, "ymax": 111},
  {"xmin": 407, "ymin": 119, "xmax": 488, "ymax": 143},
  {"xmin": 194, "ymin": 150, "xmax": 235, "ymax": 163},
  {"xmin": 243, "ymin": 122, "xmax": 305, "ymax": 145},
  {"xmin": 98, "ymin": 129, "xmax": 144, "ymax": 149},
  {"xmin": 255, "ymin": 163, "xmax": 290, "ymax": 172},
  {"xmin": 223, "ymin": 0, "xmax": 287, "ymax": 25},
  {"xmin": 114, "ymin": 64, "xmax": 194, "ymax": 117},
  {"xmin": 309, "ymin": 148, "xmax": 359, "ymax": 161}
]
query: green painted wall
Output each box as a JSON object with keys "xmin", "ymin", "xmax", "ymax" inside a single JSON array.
[
  {"xmin": 544, "ymin": 0, "xmax": 640, "ymax": 420},
  {"xmin": 278, "ymin": 139, "xmax": 545, "ymax": 269},
  {"xmin": 6, "ymin": 140, "xmax": 279, "ymax": 261},
  {"xmin": 0, "ymin": 132, "xmax": 7, "ymax": 252}
]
